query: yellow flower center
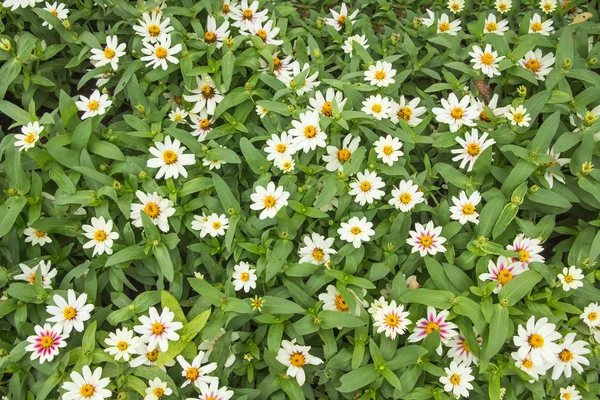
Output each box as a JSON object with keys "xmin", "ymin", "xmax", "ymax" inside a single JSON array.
[
  {"xmin": 385, "ymin": 313, "xmax": 399, "ymax": 327},
  {"xmin": 449, "ymin": 373, "xmax": 461, "ymax": 385},
  {"xmin": 87, "ymin": 100, "xmax": 99, "ymax": 111},
  {"xmin": 371, "ymin": 104, "xmax": 382, "ymax": 113},
  {"xmin": 304, "ymin": 125, "xmax": 317, "ymax": 138},
  {"xmin": 273, "ymin": 57, "xmax": 281, "ymax": 71},
  {"xmin": 186, "ymin": 367, "xmax": 199, "ymax": 381},
  {"xmin": 63, "ymin": 306, "xmax": 77, "ymax": 320},
  {"xmin": 337, "ymin": 15, "xmax": 347, "ymax": 26},
  {"xmin": 35, "ymin": 230, "xmax": 47, "ymax": 238},
  {"xmin": 24, "ymin": 132, "xmax": 37, "ymax": 144},
  {"xmin": 282, "ymin": 161, "xmax": 292, "ymax": 170},
  {"xmin": 155, "ymin": 46, "xmax": 167, "ymax": 59},
  {"xmin": 588, "ymin": 312, "xmax": 598, "ymax": 321},
  {"xmin": 201, "ymin": 85, "xmax": 215, "ymax": 99},
  {"xmin": 480, "ymin": 110, "xmax": 490, "ymax": 121},
  {"xmin": 212, "ymin": 221, "xmax": 221, "ymax": 230},
  {"xmin": 481, "ymin": 53, "xmax": 495, "ymax": 65},
  {"xmin": 51, "ymin": 9, "xmax": 58, "ymax": 16},
  {"xmin": 451, "ymin": 3, "xmax": 460, "ymax": 11},
  {"xmin": 276, "ymin": 143, "xmax": 287, "ymax": 153},
  {"xmin": 337, "ymin": 148, "xmax": 351, "ymax": 162},
  {"xmin": 148, "ymin": 24, "xmax": 161, "ymax": 37},
  {"xmin": 321, "ymin": 101, "xmax": 333, "ymax": 116},
  {"xmin": 399, "ymin": 107, "xmax": 413, "ymax": 121},
  {"xmin": 497, "ymin": 269, "xmax": 513, "ymax": 285},
  {"xmin": 374, "ymin": 70, "xmax": 386, "ymax": 80},
  {"xmin": 312, "ymin": 248, "xmax": 324, "ymax": 261},
  {"xmin": 104, "ymin": 47, "xmax": 115, "ymax": 59},
  {"xmin": 400, "ymin": 193, "xmax": 412, "ymax": 204},
  {"xmin": 153, "ymin": 388, "xmax": 165, "ymax": 398},
  {"xmin": 461, "ymin": 341, "xmax": 471, "ymax": 352},
  {"xmin": 467, "ymin": 143, "xmax": 481, "ymax": 156},
  {"xmin": 513, "ymin": 113, "xmax": 524, "ymax": 123},
  {"xmin": 528, "ymin": 333, "xmax": 544, "ymax": 348},
  {"xmin": 382, "ymin": 145, "xmax": 394, "ymax": 156},
  {"xmin": 242, "ymin": 8, "xmax": 253, "ymax": 19},
  {"xmin": 204, "ymin": 31, "xmax": 216, "ymax": 43},
  {"xmin": 450, "ymin": 107, "xmax": 464, "ymax": 119},
  {"xmin": 559, "ymin": 349, "xmax": 574, "ymax": 362},
  {"xmin": 240, "ymin": 272, "xmax": 250, "ymax": 282},
  {"xmin": 29, "ymin": 272, "xmax": 37, "ymax": 285},
  {"xmin": 263, "ymin": 195, "xmax": 276, "ymax": 208},
  {"xmin": 420, "ymin": 235, "xmax": 433, "ymax": 248},
  {"xmin": 425, "ymin": 321, "xmax": 440, "ymax": 334},
  {"xmin": 563, "ymin": 274, "xmax": 573, "ymax": 283},
  {"xmin": 334, "ymin": 294, "xmax": 349, "ymax": 312},
  {"xmin": 525, "ymin": 59, "xmax": 541, "ymax": 72},
  {"xmin": 531, "ymin": 22, "xmax": 543, "ymax": 32},
  {"xmin": 200, "ymin": 119, "xmax": 211, "ymax": 129},
  {"xmin": 80, "ymin": 384, "xmax": 95, "ymax": 398},
  {"xmin": 350, "ymin": 226, "xmax": 361, "ymax": 235},
  {"xmin": 462, "ymin": 204, "xmax": 475, "ymax": 215},
  {"xmin": 144, "ymin": 202, "xmax": 160, "ymax": 218},
  {"xmin": 543, "ymin": 3, "xmax": 551, "ymax": 11},
  {"xmin": 94, "ymin": 230, "xmax": 107, "ymax": 242},
  {"xmin": 40, "ymin": 335, "xmax": 54, "ymax": 349},
  {"xmin": 117, "ymin": 341, "xmax": 128, "ymax": 350},
  {"xmin": 256, "ymin": 29, "xmax": 268, "ymax": 41},
  {"xmin": 222, "ymin": 4, "xmax": 230, "ymax": 13},
  {"xmin": 486, "ymin": 22, "xmax": 497, "ymax": 31},
  {"xmin": 162, "ymin": 149, "xmax": 178, "ymax": 165},
  {"xmin": 522, "ymin": 358, "xmax": 533, "ymax": 368},
  {"xmin": 360, "ymin": 181, "xmax": 371, "ymax": 192},
  {"xmin": 290, "ymin": 352, "xmax": 305, "ymax": 367},
  {"xmin": 439, "ymin": 21, "xmax": 451, "ymax": 32},
  {"xmin": 173, "ymin": 114, "xmax": 183, "ymax": 121},
  {"xmin": 563, "ymin": 394, "xmax": 571, "ymax": 400},
  {"xmin": 151, "ymin": 322, "xmax": 164, "ymax": 335},
  {"xmin": 518, "ymin": 249, "xmax": 530, "ymax": 262},
  {"xmin": 147, "ymin": 349, "xmax": 159, "ymax": 362}
]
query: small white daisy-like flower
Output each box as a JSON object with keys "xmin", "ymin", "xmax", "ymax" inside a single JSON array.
[
  {"xmin": 197, "ymin": 381, "xmax": 234, "ymax": 400},
  {"xmin": 250, "ymin": 181, "xmax": 290, "ymax": 220},
  {"xmin": 266, "ymin": 52, "xmax": 294, "ymax": 78},
  {"xmin": 25, "ymin": 323, "xmax": 68, "ymax": 363},
  {"xmin": 469, "ymin": 44, "xmax": 504, "ymax": 78},
  {"xmin": 451, "ymin": 128, "xmax": 495, "ymax": 172},
  {"xmin": 2, "ymin": 0, "xmax": 40, "ymax": 10},
  {"xmin": 432, "ymin": 93, "xmax": 478, "ymax": 133},
  {"xmin": 389, "ymin": 96, "xmax": 427, "ymax": 126},
  {"xmin": 449, "ymin": 191, "xmax": 482, "ymax": 225},
  {"xmin": 185, "ymin": 75, "xmax": 224, "ymax": 115},
  {"xmin": 14, "ymin": 121, "xmax": 43, "ymax": 152},
  {"xmin": 219, "ymin": 0, "xmax": 240, "ymax": 20},
  {"xmin": 439, "ymin": 361, "xmax": 474, "ymax": 399},
  {"xmin": 104, "ymin": 327, "xmax": 141, "ymax": 362},
  {"xmin": 61, "ymin": 366, "xmax": 111, "ymax": 400},
  {"xmin": 191, "ymin": 212, "xmax": 209, "ymax": 235},
  {"xmin": 513, "ymin": 316, "xmax": 562, "ymax": 365},
  {"xmin": 147, "ymin": 136, "xmax": 195, "ymax": 180},
  {"xmin": 494, "ymin": 0, "xmax": 512, "ymax": 13},
  {"xmin": 507, "ymin": 233, "xmax": 545, "ymax": 267},
  {"xmin": 479, "ymin": 256, "xmax": 525, "ymax": 293},
  {"xmin": 322, "ymin": 134, "xmax": 360, "ymax": 172},
  {"xmin": 349, "ymin": 170, "xmax": 386, "ymax": 206},
  {"xmin": 205, "ymin": 214, "xmax": 229, "ymax": 238},
  {"xmin": 519, "ymin": 49, "xmax": 555, "ymax": 81},
  {"xmin": 249, "ymin": 19, "xmax": 283, "ymax": 46},
  {"xmin": 325, "ymin": 2, "xmax": 359, "ymax": 31},
  {"xmin": 447, "ymin": 330, "xmax": 483, "ymax": 366},
  {"xmin": 529, "ymin": 13, "xmax": 554, "ymax": 35},
  {"xmin": 134, "ymin": 306, "xmax": 184, "ymax": 352},
  {"xmin": 421, "ymin": 9, "xmax": 435, "ymax": 27},
  {"xmin": 230, "ymin": 0, "xmax": 268, "ymax": 32},
  {"xmin": 368, "ymin": 296, "xmax": 388, "ymax": 316},
  {"xmin": 560, "ymin": 386, "xmax": 582, "ymax": 400},
  {"xmin": 447, "ymin": 0, "xmax": 465, "ymax": 14},
  {"xmin": 505, "ymin": 105, "xmax": 531, "ymax": 127},
  {"xmin": 298, "ymin": 233, "xmax": 336, "ymax": 265},
  {"xmin": 76, "ymin": 90, "xmax": 112, "ymax": 120},
  {"xmin": 256, "ymin": 104, "xmax": 269, "ymax": 118},
  {"xmin": 557, "ymin": 266, "xmax": 584, "ymax": 292},
  {"xmin": 473, "ymin": 93, "xmax": 510, "ymax": 122},
  {"xmin": 24, "ymin": 227, "xmax": 53, "ymax": 246},
  {"xmin": 145, "ymin": 378, "xmax": 173, "ymax": 400},
  {"xmin": 275, "ymin": 155, "xmax": 295, "ymax": 173},
  {"xmin": 374, "ymin": 135, "xmax": 403, "ymax": 166},
  {"xmin": 276, "ymin": 339, "xmax": 323, "ymax": 386},
  {"xmin": 511, "ymin": 352, "xmax": 552, "ymax": 381},
  {"xmin": 362, "ymin": 94, "xmax": 392, "ymax": 120},
  {"xmin": 364, "ymin": 60, "xmax": 396, "ymax": 88},
  {"xmin": 318, "ymin": 285, "xmax": 366, "ymax": 316},
  {"xmin": 337, "ymin": 216, "xmax": 375, "ymax": 248},
  {"xmin": 41, "ymin": 2, "xmax": 68, "ymax": 29},
  {"xmin": 176, "ymin": 352, "xmax": 218, "ymax": 388},
  {"xmin": 232, "ymin": 261, "xmax": 257, "ymax": 293},
  {"xmin": 264, "ymin": 131, "xmax": 296, "ymax": 162},
  {"xmin": 551, "ymin": 332, "xmax": 590, "ymax": 379},
  {"xmin": 46, "ymin": 289, "xmax": 94, "ymax": 334},
  {"xmin": 484, "ymin": 13, "xmax": 509, "ymax": 35},
  {"xmin": 130, "ymin": 191, "xmax": 176, "ymax": 233},
  {"xmin": 543, "ymin": 147, "xmax": 570, "ymax": 188},
  {"xmin": 372, "ymin": 300, "xmax": 411, "ymax": 340},
  {"xmin": 407, "ymin": 221, "xmax": 447, "ymax": 257},
  {"xmin": 90, "ymin": 35, "xmax": 126, "ymax": 71},
  {"xmin": 190, "ymin": 111, "xmax": 214, "ymax": 140},
  {"xmin": 580, "ymin": 303, "xmax": 600, "ymax": 328},
  {"xmin": 82, "ymin": 216, "xmax": 119, "ymax": 256},
  {"xmin": 141, "ymin": 35, "xmax": 182, "ymax": 70},
  {"xmin": 341, "ymin": 34, "xmax": 369, "ymax": 54},
  {"xmin": 202, "ymin": 157, "xmax": 226, "ymax": 170},
  {"xmin": 130, "ymin": 344, "xmax": 174, "ymax": 368},
  {"xmin": 437, "ymin": 13, "xmax": 461, "ymax": 35},
  {"xmin": 169, "ymin": 107, "xmax": 188, "ymax": 122},
  {"xmin": 389, "ymin": 179, "xmax": 425, "ymax": 212},
  {"xmin": 309, "ymin": 87, "xmax": 347, "ymax": 117},
  {"xmin": 539, "ymin": 0, "xmax": 557, "ymax": 13},
  {"xmin": 289, "ymin": 110, "xmax": 326, "ymax": 153},
  {"xmin": 203, "ymin": 15, "xmax": 230, "ymax": 48},
  {"xmin": 279, "ymin": 62, "xmax": 321, "ymax": 95},
  {"xmin": 132, "ymin": 10, "xmax": 174, "ymax": 43},
  {"xmin": 408, "ymin": 306, "xmax": 458, "ymax": 344},
  {"xmin": 14, "ymin": 260, "xmax": 56, "ymax": 288}
]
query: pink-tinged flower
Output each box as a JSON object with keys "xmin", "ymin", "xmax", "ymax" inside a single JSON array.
[
  {"xmin": 479, "ymin": 256, "xmax": 525, "ymax": 293},
  {"xmin": 176, "ymin": 352, "xmax": 218, "ymax": 388},
  {"xmin": 25, "ymin": 323, "xmax": 68, "ymax": 363},
  {"xmin": 447, "ymin": 329, "xmax": 483, "ymax": 366},
  {"xmin": 406, "ymin": 221, "xmax": 447, "ymax": 256},
  {"xmin": 133, "ymin": 306, "xmax": 183, "ymax": 352},
  {"xmin": 506, "ymin": 233, "xmax": 544, "ymax": 267},
  {"xmin": 408, "ymin": 306, "xmax": 458, "ymax": 345}
]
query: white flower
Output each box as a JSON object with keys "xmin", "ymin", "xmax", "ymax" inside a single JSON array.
[
  {"xmin": 25, "ymin": 323, "xmax": 68, "ymax": 363},
  {"xmin": 231, "ymin": 0, "xmax": 268, "ymax": 32},
  {"xmin": 368, "ymin": 296, "xmax": 388, "ymax": 316},
  {"xmin": 551, "ymin": 332, "xmax": 590, "ymax": 379},
  {"xmin": 451, "ymin": 128, "xmax": 495, "ymax": 172},
  {"xmin": 432, "ymin": 93, "xmax": 478, "ymax": 133},
  {"xmin": 322, "ymin": 134, "xmax": 360, "ymax": 172},
  {"xmin": 14, "ymin": 260, "xmax": 56, "ymax": 288},
  {"xmin": 557, "ymin": 266, "xmax": 584, "ymax": 292},
  {"xmin": 104, "ymin": 327, "xmax": 141, "ymax": 362},
  {"xmin": 373, "ymin": 300, "xmax": 411, "ymax": 340},
  {"xmin": 349, "ymin": 170, "xmax": 386, "ymax": 206},
  {"xmin": 439, "ymin": 361, "xmax": 474, "ymax": 399},
  {"xmin": 505, "ymin": 105, "xmax": 531, "ymax": 127},
  {"xmin": 82, "ymin": 216, "xmax": 119, "ymax": 256},
  {"xmin": 513, "ymin": 316, "xmax": 562, "ymax": 365},
  {"xmin": 147, "ymin": 136, "xmax": 195, "ymax": 179},
  {"xmin": 256, "ymin": 104, "xmax": 269, "ymax": 118},
  {"xmin": 219, "ymin": 0, "xmax": 239, "ymax": 20},
  {"xmin": 134, "ymin": 306, "xmax": 183, "ymax": 352},
  {"xmin": 389, "ymin": 179, "xmax": 425, "ymax": 212},
  {"xmin": 337, "ymin": 216, "xmax": 375, "ymax": 248},
  {"xmin": 24, "ymin": 227, "xmax": 52, "ymax": 247},
  {"xmin": 276, "ymin": 339, "xmax": 323, "ymax": 385},
  {"xmin": 389, "ymin": 96, "xmax": 427, "ymax": 126},
  {"xmin": 203, "ymin": 15, "xmax": 230, "ymax": 48},
  {"xmin": 133, "ymin": 10, "xmax": 174, "ymax": 43},
  {"xmin": 2, "ymin": 0, "xmax": 40, "ymax": 10},
  {"xmin": 374, "ymin": 135, "xmax": 403, "ymax": 166},
  {"xmin": 494, "ymin": 0, "xmax": 512, "ymax": 13},
  {"xmin": 543, "ymin": 147, "xmax": 570, "ymax": 188},
  {"xmin": 342, "ymin": 34, "xmax": 368, "ymax": 54},
  {"xmin": 61, "ymin": 366, "xmax": 111, "ymax": 400},
  {"xmin": 130, "ymin": 344, "xmax": 174, "ymax": 368},
  {"xmin": 449, "ymin": 191, "xmax": 482, "ymax": 224},
  {"xmin": 364, "ymin": 60, "xmax": 396, "ymax": 87},
  {"xmin": 76, "ymin": 90, "xmax": 112, "ymax": 120},
  {"xmin": 447, "ymin": 0, "xmax": 465, "ymax": 13},
  {"xmin": 507, "ymin": 233, "xmax": 545, "ymax": 267},
  {"xmin": 185, "ymin": 75, "xmax": 224, "ymax": 115},
  {"xmin": 264, "ymin": 131, "xmax": 296, "ymax": 162},
  {"xmin": 250, "ymin": 181, "xmax": 289, "ymax": 219},
  {"xmin": 130, "ymin": 191, "xmax": 176, "ymax": 233},
  {"xmin": 437, "ymin": 13, "xmax": 461, "ymax": 35},
  {"xmin": 169, "ymin": 107, "xmax": 188, "ymax": 122},
  {"xmin": 232, "ymin": 261, "xmax": 257, "ymax": 293},
  {"xmin": 207, "ymin": 214, "xmax": 229, "ymax": 238},
  {"xmin": 560, "ymin": 386, "xmax": 582, "ymax": 400},
  {"xmin": 267, "ymin": 52, "xmax": 295, "ymax": 78},
  {"xmin": 289, "ymin": 110, "xmax": 326, "ymax": 153},
  {"xmin": 309, "ymin": 88, "xmax": 347, "ymax": 117},
  {"xmin": 249, "ymin": 19, "xmax": 282, "ymax": 46},
  {"xmin": 529, "ymin": 13, "xmax": 554, "ymax": 35},
  {"xmin": 41, "ymin": 2, "xmax": 68, "ymax": 29},
  {"xmin": 580, "ymin": 303, "xmax": 600, "ymax": 328},
  {"xmin": 473, "ymin": 93, "xmax": 510, "ymax": 122},
  {"xmin": 14, "ymin": 121, "xmax": 43, "ymax": 152},
  {"xmin": 407, "ymin": 221, "xmax": 447, "ymax": 256},
  {"xmin": 197, "ymin": 328, "xmax": 239, "ymax": 368},
  {"xmin": 280, "ymin": 62, "xmax": 320, "ymax": 95},
  {"xmin": 190, "ymin": 111, "xmax": 214, "ymax": 140},
  {"xmin": 519, "ymin": 49, "xmax": 555, "ymax": 80},
  {"xmin": 275, "ymin": 155, "xmax": 295, "ymax": 173},
  {"xmin": 511, "ymin": 352, "xmax": 552, "ymax": 381},
  {"xmin": 90, "ymin": 35, "xmax": 126, "ymax": 71},
  {"xmin": 326, "ymin": 2, "xmax": 359, "ymax": 31},
  {"xmin": 362, "ymin": 94, "xmax": 392, "ymax": 120},
  {"xmin": 479, "ymin": 256, "xmax": 525, "ymax": 293},
  {"xmin": 144, "ymin": 377, "xmax": 173, "ymax": 400},
  {"xmin": 202, "ymin": 157, "xmax": 226, "ymax": 170},
  {"xmin": 469, "ymin": 44, "xmax": 504, "ymax": 78},
  {"xmin": 539, "ymin": 0, "xmax": 557, "ymax": 14},
  {"xmin": 141, "ymin": 35, "xmax": 182, "ymax": 70},
  {"xmin": 484, "ymin": 14, "xmax": 509, "ymax": 35},
  {"xmin": 421, "ymin": 9, "xmax": 435, "ymax": 27},
  {"xmin": 197, "ymin": 381, "xmax": 234, "ymax": 400},
  {"xmin": 299, "ymin": 233, "xmax": 336, "ymax": 265},
  {"xmin": 46, "ymin": 289, "xmax": 93, "ymax": 334},
  {"xmin": 176, "ymin": 352, "xmax": 218, "ymax": 388},
  {"xmin": 447, "ymin": 330, "xmax": 482, "ymax": 366}
]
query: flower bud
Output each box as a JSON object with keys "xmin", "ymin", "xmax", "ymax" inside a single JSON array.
[
  {"xmin": 135, "ymin": 104, "xmax": 146, "ymax": 114},
  {"xmin": 517, "ymin": 85, "xmax": 527, "ymax": 97},
  {"xmin": 581, "ymin": 162, "xmax": 594, "ymax": 176},
  {"xmin": 0, "ymin": 38, "xmax": 12, "ymax": 52},
  {"xmin": 139, "ymin": 171, "xmax": 148, "ymax": 180},
  {"xmin": 589, "ymin": 57, "xmax": 597, "ymax": 66}
]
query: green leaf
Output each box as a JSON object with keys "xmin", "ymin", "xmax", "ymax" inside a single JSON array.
[
  {"xmin": 212, "ymin": 173, "xmax": 240, "ymax": 211},
  {"xmin": 157, "ymin": 309, "xmax": 211, "ymax": 366},
  {"xmin": 319, "ymin": 311, "xmax": 366, "ymax": 329},
  {"xmin": 153, "ymin": 243, "xmax": 175, "ymax": 282},
  {"xmin": 453, "ymin": 296, "xmax": 487, "ymax": 334},
  {"xmin": 188, "ymin": 278, "xmax": 224, "ymax": 307},
  {"xmin": 221, "ymin": 51, "xmax": 235, "ymax": 91},
  {"xmin": 161, "ymin": 291, "xmax": 186, "ymax": 323},
  {"xmin": 239, "ymin": 138, "xmax": 269, "ymax": 174},
  {"xmin": 0, "ymin": 196, "xmax": 27, "ymax": 239},
  {"xmin": 337, "ymin": 364, "xmax": 377, "ymax": 393},
  {"xmin": 498, "ymin": 270, "xmax": 542, "ymax": 306},
  {"xmin": 0, "ymin": 58, "xmax": 22, "ymax": 99},
  {"xmin": 481, "ymin": 305, "xmax": 508, "ymax": 367},
  {"xmin": 398, "ymin": 288, "xmax": 454, "ymax": 309},
  {"xmin": 260, "ymin": 296, "xmax": 305, "ymax": 314},
  {"xmin": 266, "ymin": 239, "xmax": 293, "ymax": 281},
  {"xmin": 106, "ymin": 245, "xmax": 147, "ymax": 266}
]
